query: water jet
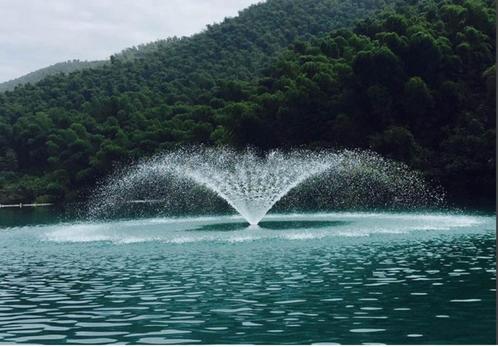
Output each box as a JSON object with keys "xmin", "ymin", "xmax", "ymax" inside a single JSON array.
[{"xmin": 90, "ymin": 147, "xmax": 442, "ymax": 223}]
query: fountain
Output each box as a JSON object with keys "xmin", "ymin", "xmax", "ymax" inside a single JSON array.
[
  {"xmin": 1, "ymin": 147, "xmax": 492, "ymax": 347},
  {"xmin": 90, "ymin": 147, "xmax": 442, "ymax": 224}
]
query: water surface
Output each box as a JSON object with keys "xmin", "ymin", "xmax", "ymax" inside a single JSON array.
[{"xmin": 0, "ymin": 211, "xmax": 495, "ymax": 344}]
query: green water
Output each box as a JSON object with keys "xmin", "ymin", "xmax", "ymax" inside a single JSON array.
[{"xmin": 0, "ymin": 210, "xmax": 495, "ymax": 344}]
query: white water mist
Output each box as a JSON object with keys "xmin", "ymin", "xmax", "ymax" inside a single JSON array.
[{"xmin": 89, "ymin": 147, "xmax": 443, "ymax": 223}]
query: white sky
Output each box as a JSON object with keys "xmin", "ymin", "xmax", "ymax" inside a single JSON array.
[{"xmin": 0, "ymin": 0, "xmax": 262, "ymax": 82}]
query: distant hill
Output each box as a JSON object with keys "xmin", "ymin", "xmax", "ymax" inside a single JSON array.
[
  {"xmin": 0, "ymin": 60, "xmax": 108, "ymax": 92},
  {"xmin": 0, "ymin": 37, "xmax": 185, "ymax": 92}
]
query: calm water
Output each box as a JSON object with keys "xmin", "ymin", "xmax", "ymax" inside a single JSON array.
[{"xmin": 0, "ymin": 210, "xmax": 495, "ymax": 344}]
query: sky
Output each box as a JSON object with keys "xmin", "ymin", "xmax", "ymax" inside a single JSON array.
[{"xmin": 0, "ymin": 0, "xmax": 262, "ymax": 82}]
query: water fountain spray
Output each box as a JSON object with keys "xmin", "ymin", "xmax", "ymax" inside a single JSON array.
[{"xmin": 89, "ymin": 147, "xmax": 442, "ymax": 224}]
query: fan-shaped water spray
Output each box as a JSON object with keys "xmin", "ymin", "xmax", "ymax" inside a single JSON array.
[
  {"xmin": 89, "ymin": 147, "xmax": 443, "ymax": 224},
  {"xmin": 170, "ymin": 150, "xmax": 337, "ymax": 224}
]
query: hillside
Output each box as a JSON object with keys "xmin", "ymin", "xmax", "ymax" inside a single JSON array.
[
  {"xmin": 0, "ymin": 39, "xmax": 180, "ymax": 92},
  {"xmin": 0, "ymin": 60, "xmax": 108, "ymax": 92},
  {"xmin": 0, "ymin": 0, "xmax": 495, "ymax": 208},
  {"xmin": 0, "ymin": 0, "xmax": 395, "ymax": 203},
  {"xmin": 216, "ymin": 0, "xmax": 496, "ymax": 205}
]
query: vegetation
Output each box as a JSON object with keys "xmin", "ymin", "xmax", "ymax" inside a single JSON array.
[
  {"xmin": 0, "ymin": 60, "xmax": 107, "ymax": 92},
  {"xmin": 0, "ymin": 0, "xmax": 495, "ymax": 208},
  {"xmin": 0, "ymin": 39, "xmax": 187, "ymax": 92}
]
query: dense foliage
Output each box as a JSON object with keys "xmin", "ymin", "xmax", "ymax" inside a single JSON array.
[
  {"xmin": 219, "ymin": 0, "xmax": 496, "ymax": 205},
  {"xmin": 0, "ymin": 0, "xmax": 392, "ymax": 203},
  {"xmin": 0, "ymin": 0, "xmax": 494, "ymax": 207}
]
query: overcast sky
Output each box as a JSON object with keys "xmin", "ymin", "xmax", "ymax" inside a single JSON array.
[{"xmin": 0, "ymin": 0, "xmax": 262, "ymax": 82}]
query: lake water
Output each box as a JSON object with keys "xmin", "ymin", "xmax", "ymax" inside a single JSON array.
[{"xmin": 0, "ymin": 210, "xmax": 495, "ymax": 344}]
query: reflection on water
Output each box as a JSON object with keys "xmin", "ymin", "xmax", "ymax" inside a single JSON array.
[
  {"xmin": 0, "ymin": 205, "xmax": 81, "ymax": 227},
  {"xmin": 192, "ymin": 220, "xmax": 349, "ymax": 231},
  {"xmin": 190, "ymin": 222, "xmax": 249, "ymax": 231},
  {"xmin": 260, "ymin": 220, "xmax": 350, "ymax": 230},
  {"xmin": 0, "ymin": 212, "xmax": 495, "ymax": 344}
]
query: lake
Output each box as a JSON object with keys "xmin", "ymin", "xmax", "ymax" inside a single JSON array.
[{"xmin": 0, "ymin": 209, "xmax": 495, "ymax": 344}]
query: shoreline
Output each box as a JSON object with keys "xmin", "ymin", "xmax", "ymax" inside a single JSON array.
[{"xmin": 0, "ymin": 202, "xmax": 54, "ymax": 208}]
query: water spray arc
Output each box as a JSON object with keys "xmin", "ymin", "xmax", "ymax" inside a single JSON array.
[
  {"xmin": 176, "ymin": 151, "xmax": 335, "ymax": 225},
  {"xmin": 90, "ymin": 147, "xmax": 441, "ymax": 224}
]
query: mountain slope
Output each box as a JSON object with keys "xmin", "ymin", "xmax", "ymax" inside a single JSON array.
[
  {"xmin": 215, "ymin": 0, "xmax": 495, "ymax": 205},
  {"xmin": 0, "ymin": 39, "xmax": 179, "ymax": 92},
  {"xmin": 0, "ymin": 60, "xmax": 108, "ymax": 92},
  {"xmin": 0, "ymin": 0, "xmax": 397, "ymax": 203}
]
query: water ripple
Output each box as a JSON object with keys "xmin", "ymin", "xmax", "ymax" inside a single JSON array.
[{"xmin": 0, "ymin": 214, "xmax": 494, "ymax": 344}]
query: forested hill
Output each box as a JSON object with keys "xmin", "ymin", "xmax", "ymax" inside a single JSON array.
[
  {"xmin": 0, "ymin": 0, "xmax": 495, "ymax": 208},
  {"xmin": 0, "ymin": 39, "xmax": 191, "ymax": 92},
  {"xmin": 0, "ymin": 39, "xmax": 192, "ymax": 92},
  {"xmin": 0, "ymin": 60, "xmax": 107, "ymax": 92},
  {"xmin": 219, "ymin": 0, "xmax": 496, "ymax": 205},
  {"xmin": 0, "ymin": 0, "xmax": 395, "ymax": 203},
  {"xmin": 0, "ymin": 0, "xmax": 393, "ymax": 103}
]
